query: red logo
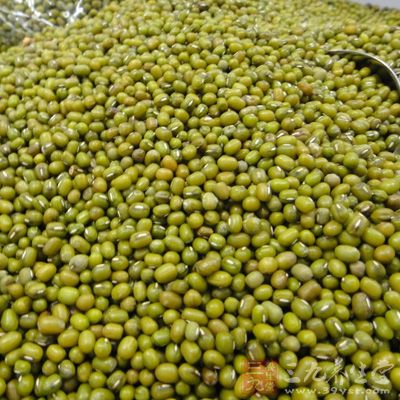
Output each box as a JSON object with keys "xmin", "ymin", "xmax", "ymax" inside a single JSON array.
[{"xmin": 241, "ymin": 359, "xmax": 279, "ymax": 395}]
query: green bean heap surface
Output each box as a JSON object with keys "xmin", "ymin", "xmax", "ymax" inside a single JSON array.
[
  {"xmin": 0, "ymin": 0, "xmax": 400, "ymax": 399},
  {"xmin": 0, "ymin": 0, "xmax": 108, "ymax": 50}
]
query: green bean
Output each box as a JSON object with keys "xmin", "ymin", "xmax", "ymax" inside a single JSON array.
[
  {"xmin": 0, "ymin": 0, "xmax": 400, "ymax": 398},
  {"xmin": 0, "ymin": 332, "xmax": 22, "ymax": 355}
]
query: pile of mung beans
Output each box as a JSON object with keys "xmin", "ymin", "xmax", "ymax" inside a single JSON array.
[
  {"xmin": 0, "ymin": 0, "xmax": 109, "ymax": 50},
  {"xmin": 0, "ymin": 0, "xmax": 400, "ymax": 399}
]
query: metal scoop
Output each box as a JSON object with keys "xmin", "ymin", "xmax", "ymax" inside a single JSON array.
[{"xmin": 327, "ymin": 49, "xmax": 400, "ymax": 95}]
